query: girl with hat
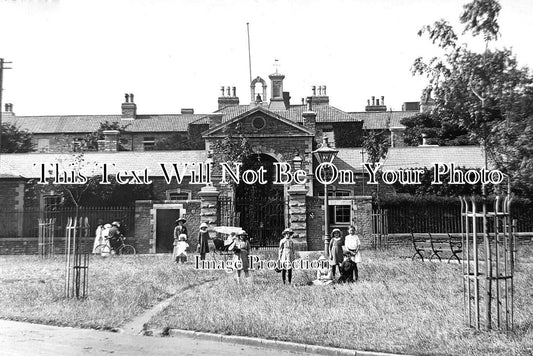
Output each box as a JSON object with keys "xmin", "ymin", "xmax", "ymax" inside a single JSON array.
[
  {"xmin": 329, "ymin": 228, "xmax": 344, "ymax": 279},
  {"xmin": 229, "ymin": 231, "xmax": 251, "ymax": 283},
  {"xmin": 173, "ymin": 217, "xmax": 188, "ymax": 263},
  {"xmin": 197, "ymin": 223, "xmax": 210, "ymax": 260},
  {"xmin": 278, "ymin": 228, "xmax": 295, "ymax": 284}
]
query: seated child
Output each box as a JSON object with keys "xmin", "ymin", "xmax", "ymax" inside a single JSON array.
[
  {"xmin": 338, "ymin": 252, "xmax": 357, "ymax": 283},
  {"xmin": 312, "ymin": 255, "xmax": 333, "ymax": 286}
]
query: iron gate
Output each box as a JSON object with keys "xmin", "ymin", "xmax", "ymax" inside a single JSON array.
[{"xmin": 218, "ymin": 195, "xmax": 288, "ymax": 246}]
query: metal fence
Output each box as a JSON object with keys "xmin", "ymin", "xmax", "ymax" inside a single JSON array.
[
  {"xmin": 0, "ymin": 206, "xmax": 136, "ymax": 238},
  {"xmin": 384, "ymin": 201, "xmax": 533, "ymax": 234}
]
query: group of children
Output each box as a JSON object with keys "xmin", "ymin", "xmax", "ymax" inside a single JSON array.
[{"xmin": 172, "ymin": 218, "xmax": 362, "ymax": 285}]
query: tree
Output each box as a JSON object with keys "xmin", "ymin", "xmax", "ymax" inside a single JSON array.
[
  {"xmin": 412, "ymin": 0, "xmax": 533, "ymax": 196},
  {"xmin": 362, "ymin": 130, "xmax": 390, "ymax": 164},
  {"xmin": 84, "ymin": 121, "xmax": 130, "ymax": 151},
  {"xmin": 401, "ymin": 113, "xmax": 472, "ymax": 146},
  {"xmin": 0, "ymin": 123, "xmax": 34, "ymax": 153}
]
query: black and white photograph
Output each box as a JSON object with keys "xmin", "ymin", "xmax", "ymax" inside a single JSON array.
[{"xmin": 0, "ymin": 0, "xmax": 532, "ymax": 355}]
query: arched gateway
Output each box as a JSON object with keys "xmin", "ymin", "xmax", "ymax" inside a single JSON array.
[{"xmin": 234, "ymin": 153, "xmax": 286, "ymax": 246}]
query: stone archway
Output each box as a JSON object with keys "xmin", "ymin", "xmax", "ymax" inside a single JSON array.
[{"xmin": 235, "ymin": 153, "xmax": 286, "ymax": 246}]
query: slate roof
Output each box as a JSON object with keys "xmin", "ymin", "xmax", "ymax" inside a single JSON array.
[
  {"xmin": 0, "ymin": 150, "xmax": 207, "ymax": 179},
  {"xmin": 351, "ymin": 111, "xmax": 419, "ymax": 130},
  {"xmin": 334, "ymin": 147, "xmax": 367, "ymax": 173},
  {"xmin": 381, "ymin": 146, "xmax": 489, "ymax": 170},
  {"xmin": 4, "ymin": 114, "xmax": 207, "ymax": 134},
  {"xmin": 207, "ymin": 103, "xmax": 359, "ymax": 124}
]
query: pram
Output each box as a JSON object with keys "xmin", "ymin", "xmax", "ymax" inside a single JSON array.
[{"xmin": 210, "ymin": 235, "xmax": 234, "ymax": 261}]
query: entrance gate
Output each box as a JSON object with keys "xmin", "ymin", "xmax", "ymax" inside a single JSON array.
[{"xmin": 218, "ymin": 195, "xmax": 287, "ymax": 246}]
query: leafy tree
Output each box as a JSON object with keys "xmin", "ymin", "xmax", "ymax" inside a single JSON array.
[
  {"xmin": 84, "ymin": 121, "xmax": 130, "ymax": 151},
  {"xmin": 401, "ymin": 113, "xmax": 473, "ymax": 146},
  {"xmin": 412, "ymin": 0, "xmax": 533, "ymax": 196},
  {"xmin": 362, "ymin": 130, "xmax": 390, "ymax": 163},
  {"xmin": 0, "ymin": 123, "xmax": 34, "ymax": 153}
]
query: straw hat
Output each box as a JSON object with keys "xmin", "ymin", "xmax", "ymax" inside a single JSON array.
[
  {"xmin": 200, "ymin": 223, "xmax": 208, "ymax": 229},
  {"xmin": 176, "ymin": 218, "xmax": 186, "ymax": 224},
  {"xmin": 282, "ymin": 228, "xmax": 294, "ymax": 235},
  {"xmin": 331, "ymin": 228, "xmax": 342, "ymax": 237}
]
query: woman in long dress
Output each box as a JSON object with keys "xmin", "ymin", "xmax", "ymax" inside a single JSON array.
[
  {"xmin": 173, "ymin": 218, "xmax": 188, "ymax": 263},
  {"xmin": 92, "ymin": 219, "xmax": 104, "ymax": 254},
  {"xmin": 197, "ymin": 223, "xmax": 210, "ymax": 260},
  {"xmin": 229, "ymin": 231, "xmax": 250, "ymax": 283},
  {"xmin": 278, "ymin": 228, "xmax": 295, "ymax": 284},
  {"xmin": 329, "ymin": 228, "xmax": 344, "ymax": 279}
]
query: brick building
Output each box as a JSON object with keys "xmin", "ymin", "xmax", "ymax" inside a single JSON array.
[{"xmin": 2, "ymin": 71, "xmax": 483, "ymax": 254}]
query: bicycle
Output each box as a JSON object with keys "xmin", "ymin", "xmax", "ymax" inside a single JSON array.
[{"xmin": 95, "ymin": 235, "xmax": 136, "ymax": 255}]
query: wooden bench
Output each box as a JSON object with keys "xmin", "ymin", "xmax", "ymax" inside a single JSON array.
[{"xmin": 411, "ymin": 233, "xmax": 462, "ymax": 263}]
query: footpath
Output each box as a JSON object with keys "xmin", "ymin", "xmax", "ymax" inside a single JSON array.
[{"xmin": 0, "ymin": 319, "xmax": 316, "ymax": 356}]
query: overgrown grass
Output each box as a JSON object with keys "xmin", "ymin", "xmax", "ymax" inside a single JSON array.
[
  {"xmin": 2, "ymin": 247, "xmax": 532, "ymax": 355},
  {"xmin": 148, "ymin": 246, "xmax": 533, "ymax": 356},
  {"xmin": 0, "ymin": 255, "xmax": 215, "ymax": 329}
]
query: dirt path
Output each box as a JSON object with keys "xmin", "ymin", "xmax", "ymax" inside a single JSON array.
[
  {"xmin": 121, "ymin": 278, "xmax": 217, "ymax": 335},
  {"xmin": 1, "ymin": 319, "xmax": 316, "ymax": 356}
]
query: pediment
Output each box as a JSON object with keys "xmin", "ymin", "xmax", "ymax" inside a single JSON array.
[{"xmin": 203, "ymin": 106, "xmax": 313, "ymax": 138}]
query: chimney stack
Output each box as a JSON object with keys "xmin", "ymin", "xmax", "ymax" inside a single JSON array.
[
  {"xmin": 302, "ymin": 98, "xmax": 316, "ymax": 135},
  {"xmin": 365, "ymin": 95, "xmax": 387, "ymax": 112},
  {"xmin": 181, "ymin": 108, "xmax": 194, "ymax": 114},
  {"xmin": 121, "ymin": 93, "xmax": 137, "ymax": 120},
  {"xmin": 308, "ymin": 84, "xmax": 329, "ymax": 105},
  {"xmin": 218, "ymin": 85, "xmax": 239, "ymax": 109}
]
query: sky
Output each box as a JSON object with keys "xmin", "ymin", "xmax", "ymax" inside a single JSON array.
[{"xmin": 0, "ymin": 0, "xmax": 532, "ymax": 116}]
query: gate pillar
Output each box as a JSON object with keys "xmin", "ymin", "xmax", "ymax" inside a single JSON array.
[
  {"xmin": 288, "ymin": 184, "xmax": 308, "ymax": 251},
  {"xmin": 199, "ymin": 185, "xmax": 220, "ymax": 239}
]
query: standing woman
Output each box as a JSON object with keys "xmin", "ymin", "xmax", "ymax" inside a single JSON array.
[
  {"xmin": 278, "ymin": 228, "xmax": 295, "ymax": 284},
  {"xmin": 344, "ymin": 225, "xmax": 362, "ymax": 281},
  {"xmin": 329, "ymin": 228, "xmax": 344, "ymax": 279},
  {"xmin": 173, "ymin": 218, "xmax": 188, "ymax": 263},
  {"xmin": 229, "ymin": 231, "xmax": 250, "ymax": 283},
  {"xmin": 92, "ymin": 219, "xmax": 104, "ymax": 254},
  {"xmin": 197, "ymin": 223, "xmax": 210, "ymax": 260}
]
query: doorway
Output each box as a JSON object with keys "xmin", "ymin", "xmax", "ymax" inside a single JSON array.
[{"xmin": 155, "ymin": 208, "xmax": 180, "ymax": 253}]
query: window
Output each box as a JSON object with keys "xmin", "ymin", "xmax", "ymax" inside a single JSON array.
[
  {"xmin": 166, "ymin": 189, "xmax": 191, "ymax": 201},
  {"xmin": 326, "ymin": 190, "xmax": 352, "ymax": 225},
  {"xmin": 143, "ymin": 137, "xmax": 155, "ymax": 151},
  {"xmin": 37, "ymin": 139, "xmax": 50, "ymax": 152},
  {"xmin": 251, "ymin": 116, "xmax": 266, "ymax": 130}
]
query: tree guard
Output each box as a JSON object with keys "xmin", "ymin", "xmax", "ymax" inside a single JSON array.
[
  {"xmin": 460, "ymin": 195, "xmax": 515, "ymax": 331},
  {"xmin": 38, "ymin": 218, "xmax": 55, "ymax": 258},
  {"xmin": 65, "ymin": 216, "xmax": 90, "ymax": 299}
]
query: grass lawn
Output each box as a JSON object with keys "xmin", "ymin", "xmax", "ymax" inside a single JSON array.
[
  {"xmin": 147, "ymin": 246, "xmax": 533, "ymax": 356},
  {"xmin": 0, "ymin": 254, "xmax": 216, "ymax": 329},
  {"xmin": 1, "ymin": 247, "xmax": 532, "ymax": 355}
]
